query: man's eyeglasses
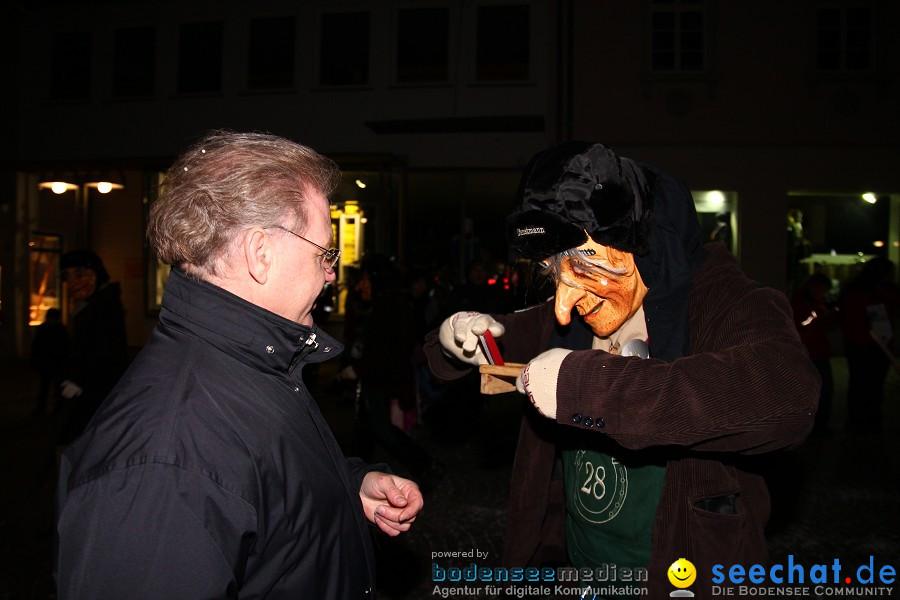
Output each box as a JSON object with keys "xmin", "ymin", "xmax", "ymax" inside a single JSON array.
[{"xmin": 270, "ymin": 225, "xmax": 341, "ymax": 270}]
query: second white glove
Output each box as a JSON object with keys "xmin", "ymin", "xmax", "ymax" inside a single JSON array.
[
  {"xmin": 516, "ymin": 348, "xmax": 571, "ymax": 419},
  {"xmin": 438, "ymin": 311, "xmax": 505, "ymax": 365},
  {"xmin": 60, "ymin": 380, "xmax": 83, "ymax": 399}
]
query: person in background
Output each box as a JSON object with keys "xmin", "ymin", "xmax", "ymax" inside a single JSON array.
[
  {"xmin": 710, "ymin": 211, "xmax": 732, "ymax": 251},
  {"xmin": 57, "ymin": 249, "xmax": 128, "ymax": 444},
  {"xmin": 791, "ymin": 272, "xmax": 839, "ymax": 434},
  {"xmin": 446, "ymin": 259, "xmax": 511, "ymax": 316},
  {"xmin": 840, "ymin": 257, "xmax": 898, "ymax": 434},
  {"xmin": 356, "ymin": 264, "xmax": 437, "ymax": 489},
  {"xmin": 55, "ymin": 131, "xmax": 423, "ymax": 599},
  {"xmin": 29, "ymin": 307, "xmax": 68, "ymax": 416},
  {"xmin": 786, "ymin": 208, "xmax": 811, "ymax": 293}
]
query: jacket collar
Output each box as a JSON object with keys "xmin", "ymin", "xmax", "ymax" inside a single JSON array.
[{"xmin": 159, "ymin": 268, "xmax": 342, "ymax": 374}]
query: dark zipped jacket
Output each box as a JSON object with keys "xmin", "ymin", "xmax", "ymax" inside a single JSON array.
[{"xmin": 56, "ymin": 268, "xmax": 378, "ymax": 599}]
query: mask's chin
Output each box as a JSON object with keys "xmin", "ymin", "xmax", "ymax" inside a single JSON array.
[{"xmin": 582, "ymin": 303, "xmax": 627, "ymax": 337}]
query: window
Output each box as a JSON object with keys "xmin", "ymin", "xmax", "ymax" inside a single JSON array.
[
  {"xmin": 319, "ymin": 12, "xmax": 370, "ymax": 86},
  {"xmin": 248, "ymin": 17, "xmax": 295, "ymax": 89},
  {"xmin": 50, "ymin": 31, "xmax": 91, "ymax": 100},
  {"xmin": 28, "ymin": 233, "xmax": 62, "ymax": 326},
  {"xmin": 476, "ymin": 4, "xmax": 530, "ymax": 81},
  {"xmin": 397, "ymin": 7, "xmax": 449, "ymax": 83},
  {"xmin": 650, "ymin": 0, "xmax": 705, "ymax": 72},
  {"xmin": 178, "ymin": 21, "xmax": 223, "ymax": 94},
  {"xmin": 816, "ymin": 5, "xmax": 871, "ymax": 71},
  {"xmin": 113, "ymin": 26, "xmax": 156, "ymax": 97}
]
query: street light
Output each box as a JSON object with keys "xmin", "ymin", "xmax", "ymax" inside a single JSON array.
[
  {"xmin": 37, "ymin": 179, "xmax": 78, "ymax": 194},
  {"xmin": 85, "ymin": 171, "xmax": 126, "ymax": 195},
  {"xmin": 37, "ymin": 170, "xmax": 126, "ymax": 249}
]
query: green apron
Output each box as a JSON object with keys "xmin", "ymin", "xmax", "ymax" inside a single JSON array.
[{"xmin": 563, "ymin": 447, "xmax": 665, "ymax": 591}]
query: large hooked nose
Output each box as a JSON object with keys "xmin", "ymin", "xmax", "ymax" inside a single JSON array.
[{"xmin": 555, "ymin": 282, "xmax": 586, "ymax": 325}]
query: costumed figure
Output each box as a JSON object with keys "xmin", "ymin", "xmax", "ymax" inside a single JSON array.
[{"xmin": 425, "ymin": 142, "xmax": 820, "ymax": 599}]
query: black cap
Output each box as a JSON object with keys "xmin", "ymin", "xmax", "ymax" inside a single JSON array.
[{"xmin": 506, "ymin": 142, "xmax": 655, "ymax": 259}]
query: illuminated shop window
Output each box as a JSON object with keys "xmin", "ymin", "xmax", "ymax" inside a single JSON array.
[
  {"xmin": 28, "ymin": 234, "xmax": 62, "ymax": 326},
  {"xmin": 692, "ymin": 190, "xmax": 738, "ymax": 256}
]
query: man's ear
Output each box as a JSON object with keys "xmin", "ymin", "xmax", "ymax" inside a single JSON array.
[{"xmin": 243, "ymin": 227, "xmax": 273, "ymax": 285}]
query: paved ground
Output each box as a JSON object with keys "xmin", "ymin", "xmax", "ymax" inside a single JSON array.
[{"xmin": 1, "ymin": 336, "xmax": 897, "ymax": 599}]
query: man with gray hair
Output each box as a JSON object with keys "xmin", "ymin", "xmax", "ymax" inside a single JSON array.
[{"xmin": 55, "ymin": 131, "xmax": 423, "ymax": 599}]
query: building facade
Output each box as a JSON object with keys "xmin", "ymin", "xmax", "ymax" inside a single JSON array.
[{"xmin": 2, "ymin": 0, "xmax": 898, "ymax": 358}]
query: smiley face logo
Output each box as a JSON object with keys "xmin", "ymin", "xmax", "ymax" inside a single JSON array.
[{"xmin": 667, "ymin": 558, "xmax": 696, "ymax": 588}]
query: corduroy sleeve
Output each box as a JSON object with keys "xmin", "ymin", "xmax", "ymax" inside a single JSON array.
[{"xmin": 555, "ymin": 278, "xmax": 819, "ymax": 454}]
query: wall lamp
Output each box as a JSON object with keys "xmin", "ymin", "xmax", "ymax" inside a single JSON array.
[
  {"xmin": 36, "ymin": 169, "xmax": 126, "ymax": 248},
  {"xmin": 85, "ymin": 170, "xmax": 126, "ymax": 194},
  {"xmin": 37, "ymin": 179, "xmax": 78, "ymax": 194},
  {"xmin": 37, "ymin": 170, "xmax": 126, "ymax": 194}
]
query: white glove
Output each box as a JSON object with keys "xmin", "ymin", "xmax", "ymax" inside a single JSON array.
[
  {"xmin": 515, "ymin": 348, "xmax": 571, "ymax": 419},
  {"xmin": 438, "ymin": 311, "xmax": 505, "ymax": 365},
  {"xmin": 60, "ymin": 380, "xmax": 83, "ymax": 399}
]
